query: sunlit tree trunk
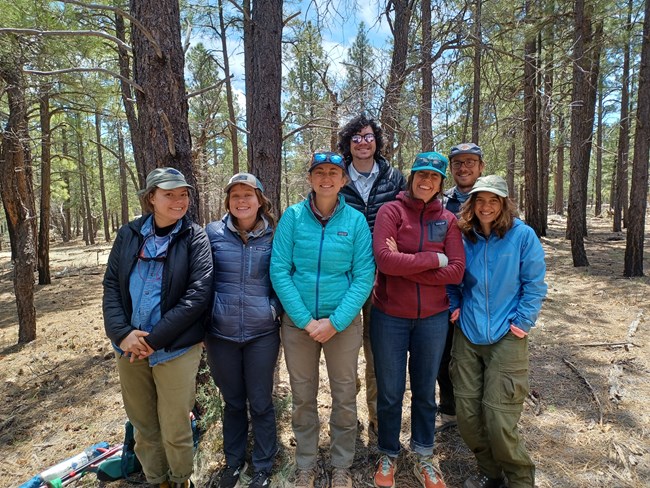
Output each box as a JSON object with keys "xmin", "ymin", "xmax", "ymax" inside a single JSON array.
[
  {"xmin": 0, "ymin": 45, "xmax": 37, "ymax": 343},
  {"xmin": 95, "ymin": 111, "xmax": 111, "ymax": 242}
]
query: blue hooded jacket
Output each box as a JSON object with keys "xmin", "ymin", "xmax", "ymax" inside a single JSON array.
[{"xmin": 447, "ymin": 219, "xmax": 547, "ymax": 345}]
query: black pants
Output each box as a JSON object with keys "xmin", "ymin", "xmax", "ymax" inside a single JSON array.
[{"xmin": 436, "ymin": 322, "xmax": 455, "ymax": 415}]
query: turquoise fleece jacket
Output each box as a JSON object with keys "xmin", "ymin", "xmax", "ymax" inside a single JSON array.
[
  {"xmin": 447, "ymin": 219, "xmax": 547, "ymax": 345},
  {"xmin": 270, "ymin": 195, "xmax": 375, "ymax": 331}
]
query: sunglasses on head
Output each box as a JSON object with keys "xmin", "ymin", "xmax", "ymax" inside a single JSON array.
[
  {"xmin": 313, "ymin": 153, "xmax": 344, "ymax": 164},
  {"xmin": 351, "ymin": 133, "xmax": 375, "ymax": 144},
  {"xmin": 414, "ymin": 156, "xmax": 445, "ymax": 169}
]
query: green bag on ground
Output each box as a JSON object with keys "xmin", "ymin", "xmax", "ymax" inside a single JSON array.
[{"xmin": 96, "ymin": 420, "xmax": 142, "ymax": 482}]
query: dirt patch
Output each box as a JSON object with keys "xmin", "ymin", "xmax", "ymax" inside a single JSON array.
[{"xmin": 1, "ymin": 217, "xmax": 649, "ymax": 487}]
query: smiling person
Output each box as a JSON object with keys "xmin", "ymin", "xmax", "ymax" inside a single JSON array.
[
  {"xmin": 447, "ymin": 175, "xmax": 547, "ymax": 488},
  {"xmin": 205, "ymin": 173, "xmax": 281, "ymax": 488},
  {"xmin": 437, "ymin": 142, "xmax": 486, "ymax": 432},
  {"xmin": 337, "ymin": 115, "xmax": 406, "ymax": 436},
  {"xmin": 103, "ymin": 167, "xmax": 213, "ymax": 488},
  {"xmin": 270, "ymin": 151, "xmax": 375, "ymax": 488},
  {"xmin": 371, "ymin": 153, "xmax": 465, "ymax": 488}
]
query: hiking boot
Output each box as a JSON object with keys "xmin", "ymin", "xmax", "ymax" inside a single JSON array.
[
  {"xmin": 435, "ymin": 413, "xmax": 457, "ymax": 432},
  {"xmin": 294, "ymin": 468, "xmax": 315, "ymax": 488},
  {"xmin": 463, "ymin": 473, "xmax": 507, "ymax": 488},
  {"xmin": 331, "ymin": 468, "xmax": 352, "ymax": 488},
  {"xmin": 373, "ymin": 454, "xmax": 396, "ymax": 488},
  {"xmin": 217, "ymin": 462, "xmax": 248, "ymax": 488},
  {"xmin": 170, "ymin": 481, "xmax": 194, "ymax": 488},
  {"xmin": 413, "ymin": 458, "xmax": 446, "ymax": 488},
  {"xmin": 248, "ymin": 471, "xmax": 271, "ymax": 488}
]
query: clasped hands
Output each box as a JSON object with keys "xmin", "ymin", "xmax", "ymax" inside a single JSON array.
[
  {"xmin": 305, "ymin": 318, "xmax": 337, "ymax": 343},
  {"xmin": 119, "ymin": 329, "xmax": 155, "ymax": 362}
]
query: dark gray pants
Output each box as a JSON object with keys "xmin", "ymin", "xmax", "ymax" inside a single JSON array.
[{"xmin": 206, "ymin": 332, "xmax": 280, "ymax": 473}]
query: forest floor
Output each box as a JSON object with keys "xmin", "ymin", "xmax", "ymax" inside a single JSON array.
[{"xmin": 1, "ymin": 215, "xmax": 649, "ymax": 488}]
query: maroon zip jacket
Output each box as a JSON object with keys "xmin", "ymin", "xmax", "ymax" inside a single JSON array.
[{"xmin": 372, "ymin": 191, "xmax": 465, "ymax": 319}]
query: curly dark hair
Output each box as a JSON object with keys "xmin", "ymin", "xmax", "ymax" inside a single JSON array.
[{"xmin": 337, "ymin": 114, "xmax": 384, "ymax": 163}]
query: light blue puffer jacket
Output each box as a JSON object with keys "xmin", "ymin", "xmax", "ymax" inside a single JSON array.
[
  {"xmin": 447, "ymin": 219, "xmax": 547, "ymax": 345},
  {"xmin": 270, "ymin": 195, "xmax": 375, "ymax": 331}
]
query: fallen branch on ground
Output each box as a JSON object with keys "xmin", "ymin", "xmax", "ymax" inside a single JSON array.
[{"xmin": 562, "ymin": 357, "xmax": 604, "ymax": 426}]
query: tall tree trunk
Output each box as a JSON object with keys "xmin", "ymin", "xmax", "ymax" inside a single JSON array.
[
  {"xmin": 471, "ymin": 0, "xmax": 482, "ymax": 144},
  {"xmin": 243, "ymin": 0, "xmax": 253, "ymax": 172},
  {"xmin": 248, "ymin": 0, "xmax": 283, "ymax": 214},
  {"xmin": 538, "ymin": 31, "xmax": 551, "ymax": 237},
  {"xmin": 554, "ymin": 113, "xmax": 565, "ymax": 215},
  {"xmin": 130, "ymin": 0, "xmax": 198, "ymax": 220},
  {"xmin": 75, "ymin": 117, "xmax": 95, "ymax": 245},
  {"xmin": 507, "ymin": 137, "xmax": 516, "ymax": 198},
  {"xmin": 0, "ymin": 46, "xmax": 37, "ymax": 343},
  {"xmin": 614, "ymin": 0, "xmax": 633, "ymax": 232},
  {"xmin": 594, "ymin": 78, "xmax": 603, "ymax": 217},
  {"xmin": 419, "ymin": 0, "xmax": 433, "ymax": 151},
  {"xmin": 379, "ymin": 0, "xmax": 413, "ymax": 160},
  {"xmin": 218, "ymin": 0, "xmax": 240, "ymax": 174},
  {"xmin": 38, "ymin": 84, "xmax": 52, "ymax": 285},
  {"xmin": 567, "ymin": 0, "xmax": 602, "ymax": 266},
  {"xmin": 624, "ymin": 0, "xmax": 650, "ymax": 277},
  {"xmin": 117, "ymin": 125, "xmax": 130, "ymax": 226},
  {"xmin": 115, "ymin": 12, "xmax": 146, "ymax": 190},
  {"xmin": 523, "ymin": 22, "xmax": 541, "ymax": 234},
  {"xmin": 95, "ymin": 111, "xmax": 111, "ymax": 242}
]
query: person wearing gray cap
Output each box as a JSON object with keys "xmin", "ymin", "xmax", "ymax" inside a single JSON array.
[
  {"xmin": 205, "ymin": 173, "xmax": 281, "ymax": 488},
  {"xmin": 447, "ymin": 175, "xmax": 547, "ymax": 488},
  {"xmin": 103, "ymin": 167, "xmax": 213, "ymax": 488}
]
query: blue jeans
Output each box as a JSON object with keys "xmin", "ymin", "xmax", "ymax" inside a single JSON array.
[
  {"xmin": 370, "ymin": 308, "xmax": 448, "ymax": 457},
  {"xmin": 205, "ymin": 332, "xmax": 280, "ymax": 473}
]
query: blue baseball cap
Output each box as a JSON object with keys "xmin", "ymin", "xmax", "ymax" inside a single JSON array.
[{"xmin": 411, "ymin": 152, "xmax": 448, "ymax": 179}]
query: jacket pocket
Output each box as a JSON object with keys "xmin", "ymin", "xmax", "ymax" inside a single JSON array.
[{"xmin": 427, "ymin": 220, "xmax": 448, "ymax": 242}]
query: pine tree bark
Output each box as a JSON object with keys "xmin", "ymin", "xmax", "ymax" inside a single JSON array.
[
  {"xmin": 0, "ymin": 46, "xmax": 37, "ymax": 343},
  {"xmin": 379, "ymin": 0, "xmax": 413, "ymax": 160},
  {"xmin": 523, "ymin": 29, "xmax": 541, "ymax": 235},
  {"xmin": 38, "ymin": 84, "xmax": 52, "ymax": 285},
  {"xmin": 130, "ymin": 0, "xmax": 198, "ymax": 220},
  {"xmin": 567, "ymin": 0, "xmax": 602, "ymax": 266},
  {"xmin": 471, "ymin": 0, "xmax": 482, "ymax": 144},
  {"xmin": 95, "ymin": 112, "xmax": 111, "ymax": 242},
  {"xmin": 419, "ymin": 0, "xmax": 433, "ymax": 152},
  {"xmin": 247, "ymin": 0, "xmax": 283, "ymax": 214},
  {"xmin": 624, "ymin": 0, "xmax": 650, "ymax": 277}
]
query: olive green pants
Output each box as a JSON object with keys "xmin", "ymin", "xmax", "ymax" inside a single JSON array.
[
  {"xmin": 450, "ymin": 328, "xmax": 535, "ymax": 487},
  {"xmin": 116, "ymin": 344, "xmax": 202, "ymax": 484}
]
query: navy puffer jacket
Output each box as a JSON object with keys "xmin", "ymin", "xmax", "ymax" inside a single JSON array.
[
  {"xmin": 340, "ymin": 156, "xmax": 406, "ymax": 233},
  {"xmin": 206, "ymin": 215, "xmax": 281, "ymax": 342}
]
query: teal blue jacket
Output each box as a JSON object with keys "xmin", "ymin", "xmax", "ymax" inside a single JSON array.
[{"xmin": 270, "ymin": 195, "xmax": 375, "ymax": 331}]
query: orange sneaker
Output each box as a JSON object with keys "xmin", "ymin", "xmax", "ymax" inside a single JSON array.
[
  {"xmin": 373, "ymin": 455, "xmax": 396, "ymax": 488},
  {"xmin": 413, "ymin": 458, "xmax": 446, "ymax": 488}
]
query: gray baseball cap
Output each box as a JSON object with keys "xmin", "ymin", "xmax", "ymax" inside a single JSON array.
[
  {"xmin": 138, "ymin": 167, "xmax": 193, "ymax": 195},
  {"xmin": 224, "ymin": 172, "xmax": 265, "ymax": 193},
  {"xmin": 469, "ymin": 175, "xmax": 509, "ymax": 198}
]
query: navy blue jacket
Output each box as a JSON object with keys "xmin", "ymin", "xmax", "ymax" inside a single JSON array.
[
  {"xmin": 340, "ymin": 156, "xmax": 406, "ymax": 233},
  {"xmin": 103, "ymin": 214, "xmax": 213, "ymax": 351},
  {"xmin": 206, "ymin": 216, "xmax": 281, "ymax": 342}
]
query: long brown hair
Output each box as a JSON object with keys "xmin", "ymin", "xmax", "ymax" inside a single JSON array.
[
  {"xmin": 224, "ymin": 187, "xmax": 277, "ymax": 230},
  {"xmin": 458, "ymin": 193, "xmax": 518, "ymax": 242}
]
